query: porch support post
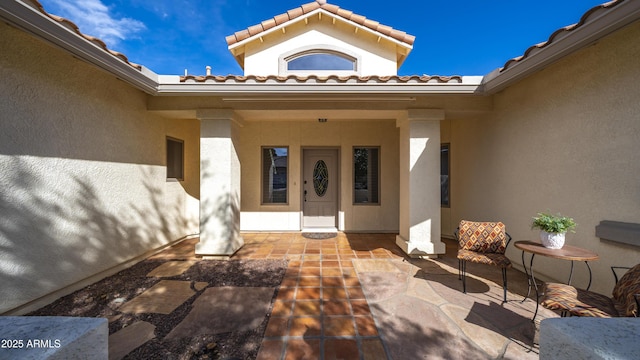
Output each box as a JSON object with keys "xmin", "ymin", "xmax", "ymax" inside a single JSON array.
[
  {"xmin": 195, "ymin": 109, "xmax": 243, "ymax": 259},
  {"xmin": 396, "ymin": 109, "xmax": 446, "ymax": 258}
]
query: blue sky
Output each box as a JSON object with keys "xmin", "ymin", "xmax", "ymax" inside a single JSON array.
[{"xmin": 38, "ymin": 0, "xmax": 607, "ymax": 76}]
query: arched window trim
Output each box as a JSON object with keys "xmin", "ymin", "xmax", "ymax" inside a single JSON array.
[
  {"xmin": 286, "ymin": 50, "xmax": 356, "ymax": 71},
  {"xmin": 278, "ymin": 45, "xmax": 361, "ymax": 76}
]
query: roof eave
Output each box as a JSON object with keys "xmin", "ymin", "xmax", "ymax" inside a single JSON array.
[
  {"xmin": 481, "ymin": 0, "xmax": 640, "ymax": 94},
  {"xmin": 155, "ymin": 82, "xmax": 482, "ymax": 97},
  {"xmin": 0, "ymin": 0, "xmax": 159, "ymax": 95}
]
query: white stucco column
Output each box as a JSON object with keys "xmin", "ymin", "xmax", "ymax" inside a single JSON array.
[
  {"xmin": 195, "ymin": 109, "xmax": 243, "ymax": 259},
  {"xmin": 396, "ymin": 109, "xmax": 446, "ymax": 258}
]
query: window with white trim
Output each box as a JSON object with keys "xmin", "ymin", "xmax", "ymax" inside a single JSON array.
[
  {"xmin": 166, "ymin": 137, "xmax": 184, "ymax": 180},
  {"xmin": 353, "ymin": 147, "xmax": 379, "ymax": 204},
  {"xmin": 262, "ymin": 147, "xmax": 288, "ymax": 204}
]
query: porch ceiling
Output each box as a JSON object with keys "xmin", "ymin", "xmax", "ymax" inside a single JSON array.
[
  {"xmin": 147, "ymin": 92, "xmax": 493, "ymax": 120},
  {"xmin": 146, "ymin": 109, "xmax": 405, "ymax": 122},
  {"xmin": 235, "ymin": 109, "xmax": 404, "ymax": 121}
]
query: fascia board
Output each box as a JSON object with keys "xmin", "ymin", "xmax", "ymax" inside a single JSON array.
[
  {"xmin": 0, "ymin": 0, "xmax": 159, "ymax": 94},
  {"xmin": 228, "ymin": 8, "xmax": 413, "ymax": 52},
  {"xmin": 482, "ymin": 1, "xmax": 640, "ymax": 94},
  {"xmin": 156, "ymin": 83, "xmax": 481, "ymax": 96}
]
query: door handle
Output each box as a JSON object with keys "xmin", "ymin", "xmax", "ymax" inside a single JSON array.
[{"xmin": 304, "ymin": 190, "xmax": 307, "ymax": 202}]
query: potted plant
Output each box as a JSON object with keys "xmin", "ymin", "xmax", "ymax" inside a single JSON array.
[{"xmin": 531, "ymin": 212, "xmax": 577, "ymax": 249}]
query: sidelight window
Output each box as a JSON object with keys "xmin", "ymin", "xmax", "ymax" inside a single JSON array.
[
  {"xmin": 441, "ymin": 144, "xmax": 450, "ymax": 207},
  {"xmin": 353, "ymin": 147, "xmax": 380, "ymax": 204},
  {"xmin": 262, "ymin": 147, "xmax": 288, "ymax": 204}
]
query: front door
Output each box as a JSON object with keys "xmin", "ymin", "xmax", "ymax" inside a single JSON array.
[{"xmin": 302, "ymin": 149, "xmax": 338, "ymax": 229}]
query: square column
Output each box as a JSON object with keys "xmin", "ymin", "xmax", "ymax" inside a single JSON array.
[
  {"xmin": 195, "ymin": 109, "xmax": 243, "ymax": 259},
  {"xmin": 396, "ymin": 109, "xmax": 446, "ymax": 258}
]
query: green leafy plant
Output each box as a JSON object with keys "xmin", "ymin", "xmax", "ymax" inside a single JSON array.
[{"xmin": 531, "ymin": 212, "xmax": 577, "ymax": 234}]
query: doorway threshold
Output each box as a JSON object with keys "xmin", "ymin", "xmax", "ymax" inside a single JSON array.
[{"xmin": 302, "ymin": 227, "xmax": 338, "ymax": 233}]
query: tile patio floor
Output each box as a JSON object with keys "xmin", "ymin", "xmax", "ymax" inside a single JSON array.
[{"xmin": 117, "ymin": 232, "xmax": 559, "ymax": 359}]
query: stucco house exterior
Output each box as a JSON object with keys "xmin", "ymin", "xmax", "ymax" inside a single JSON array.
[{"xmin": 1, "ymin": 0, "xmax": 639, "ymax": 315}]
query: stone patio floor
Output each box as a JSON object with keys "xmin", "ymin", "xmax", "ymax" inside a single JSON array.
[{"xmin": 109, "ymin": 233, "xmax": 559, "ymax": 359}]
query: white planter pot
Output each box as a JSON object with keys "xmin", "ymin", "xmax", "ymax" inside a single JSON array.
[{"xmin": 540, "ymin": 231, "xmax": 565, "ymax": 249}]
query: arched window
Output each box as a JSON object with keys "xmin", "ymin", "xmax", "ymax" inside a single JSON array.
[{"xmin": 287, "ymin": 51, "xmax": 356, "ymax": 71}]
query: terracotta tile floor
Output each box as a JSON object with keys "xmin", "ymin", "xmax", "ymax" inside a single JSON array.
[{"xmin": 232, "ymin": 232, "xmax": 401, "ymax": 360}]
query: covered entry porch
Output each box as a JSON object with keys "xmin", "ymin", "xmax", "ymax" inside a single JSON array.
[{"xmin": 193, "ymin": 107, "xmax": 445, "ymax": 259}]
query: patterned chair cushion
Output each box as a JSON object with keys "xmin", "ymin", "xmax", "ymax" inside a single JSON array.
[
  {"xmin": 458, "ymin": 220, "xmax": 507, "ymax": 254},
  {"xmin": 457, "ymin": 249, "xmax": 512, "ymax": 268},
  {"xmin": 541, "ymin": 283, "xmax": 619, "ymax": 318},
  {"xmin": 611, "ymin": 264, "xmax": 640, "ymax": 317}
]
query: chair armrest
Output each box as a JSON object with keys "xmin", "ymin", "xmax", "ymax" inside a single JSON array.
[
  {"xmin": 505, "ymin": 232, "xmax": 513, "ymax": 248},
  {"xmin": 612, "ymin": 266, "xmax": 632, "ymax": 283}
]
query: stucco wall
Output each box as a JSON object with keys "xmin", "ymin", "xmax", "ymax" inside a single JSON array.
[
  {"xmin": 450, "ymin": 22, "xmax": 640, "ymax": 294},
  {"xmin": 239, "ymin": 119, "xmax": 399, "ymax": 232},
  {"xmin": 243, "ymin": 19, "xmax": 398, "ymax": 76},
  {"xmin": 0, "ymin": 22, "xmax": 199, "ymax": 313}
]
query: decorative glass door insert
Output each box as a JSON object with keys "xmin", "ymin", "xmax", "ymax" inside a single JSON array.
[{"xmin": 313, "ymin": 160, "xmax": 328, "ymax": 197}]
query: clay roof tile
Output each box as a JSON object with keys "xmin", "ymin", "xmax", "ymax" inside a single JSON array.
[
  {"xmin": 349, "ymin": 14, "xmax": 366, "ymax": 25},
  {"xmin": 336, "ymin": 8, "xmax": 354, "ymax": 18},
  {"xmin": 179, "ymin": 74, "xmax": 463, "ymax": 84},
  {"xmin": 287, "ymin": 7, "xmax": 304, "ymax": 19},
  {"xmin": 225, "ymin": 34, "xmax": 237, "ymax": 45},
  {"xmin": 261, "ymin": 18, "xmax": 277, "ymax": 30},
  {"xmin": 273, "ymin": 13, "xmax": 290, "ymax": 25},
  {"xmin": 365, "ymin": 19, "xmax": 380, "ymax": 29},
  {"xmin": 301, "ymin": 2, "xmax": 320, "ymax": 13},
  {"xmin": 234, "ymin": 29, "xmax": 251, "ymax": 42},
  {"xmin": 247, "ymin": 24, "xmax": 264, "ymax": 36},
  {"xmin": 500, "ymin": 0, "xmax": 624, "ymax": 72},
  {"xmin": 26, "ymin": 0, "xmax": 142, "ymax": 70},
  {"xmin": 226, "ymin": 1, "xmax": 414, "ymax": 47},
  {"xmin": 321, "ymin": 3, "xmax": 340, "ymax": 13},
  {"xmin": 375, "ymin": 24, "xmax": 393, "ymax": 36}
]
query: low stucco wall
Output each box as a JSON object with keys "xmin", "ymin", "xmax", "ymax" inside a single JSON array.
[
  {"xmin": 0, "ymin": 23, "xmax": 199, "ymax": 313},
  {"xmin": 239, "ymin": 119, "xmax": 399, "ymax": 232},
  {"xmin": 450, "ymin": 22, "xmax": 640, "ymax": 294}
]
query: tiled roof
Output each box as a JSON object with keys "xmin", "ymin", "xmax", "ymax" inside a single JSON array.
[
  {"xmin": 501, "ymin": 0, "xmax": 624, "ymax": 72},
  {"xmin": 225, "ymin": 0, "xmax": 415, "ymax": 47},
  {"xmin": 180, "ymin": 74, "xmax": 462, "ymax": 84},
  {"xmin": 24, "ymin": 0, "xmax": 142, "ymax": 70}
]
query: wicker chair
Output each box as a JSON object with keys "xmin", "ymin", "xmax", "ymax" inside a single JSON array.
[
  {"xmin": 454, "ymin": 220, "xmax": 512, "ymax": 303},
  {"xmin": 541, "ymin": 264, "xmax": 640, "ymax": 317}
]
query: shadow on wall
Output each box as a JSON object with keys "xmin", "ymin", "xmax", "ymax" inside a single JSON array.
[
  {"xmin": 199, "ymin": 158, "xmax": 241, "ymax": 253},
  {"xmin": 199, "ymin": 191, "xmax": 241, "ymax": 252},
  {"xmin": 0, "ymin": 157, "xmax": 196, "ymax": 314}
]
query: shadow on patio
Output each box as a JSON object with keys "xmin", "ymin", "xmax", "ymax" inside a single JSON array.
[
  {"xmin": 348, "ymin": 236, "xmax": 553, "ymax": 359},
  {"xmin": 234, "ymin": 232, "xmax": 556, "ymax": 359}
]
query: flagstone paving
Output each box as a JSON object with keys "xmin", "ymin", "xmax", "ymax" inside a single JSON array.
[
  {"xmin": 118, "ymin": 280, "xmax": 208, "ymax": 315},
  {"xmin": 103, "ymin": 233, "xmax": 557, "ymax": 359},
  {"xmin": 166, "ymin": 287, "xmax": 276, "ymax": 340},
  {"xmin": 146, "ymin": 260, "xmax": 197, "ymax": 277},
  {"xmin": 108, "ymin": 321, "xmax": 155, "ymax": 360}
]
